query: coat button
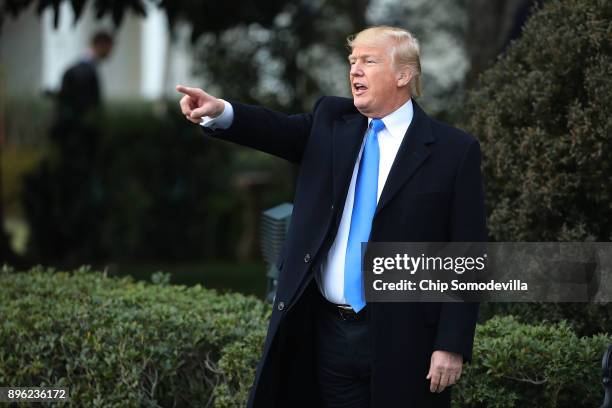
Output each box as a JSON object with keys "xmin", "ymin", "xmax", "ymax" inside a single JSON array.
[
  {"xmin": 304, "ymin": 253, "xmax": 311, "ymax": 263},
  {"xmin": 278, "ymin": 301, "xmax": 285, "ymax": 311}
]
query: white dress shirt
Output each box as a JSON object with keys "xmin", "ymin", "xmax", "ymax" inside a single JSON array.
[
  {"xmin": 319, "ymin": 99, "xmax": 413, "ymax": 304},
  {"xmin": 202, "ymin": 98, "xmax": 414, "ymax": 305}
]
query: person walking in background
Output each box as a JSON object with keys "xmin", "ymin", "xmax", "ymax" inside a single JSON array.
[
  {"xmin": 178, "ymin": 26, "xmax": 486, "ymax": 407},
  {"xmin": 57, "ymin": 31, "xmax": 114, "ymax": 119},
  {"xmin": 50, "ymin": 30, "xmax": 114, "ymax": 165},
  {"xmin": 23, "ymin": 30, "xmax": 114, "ymax": 265}
]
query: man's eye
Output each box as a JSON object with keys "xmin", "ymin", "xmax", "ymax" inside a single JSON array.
[{"xmin": 366, "ymin": 59, "xmax": 375, "ymax": 64}]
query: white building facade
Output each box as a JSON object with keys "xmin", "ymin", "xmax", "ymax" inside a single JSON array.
[{"xmin": 1, "ymin": 2, "xmax": 198, "ymax": 101}]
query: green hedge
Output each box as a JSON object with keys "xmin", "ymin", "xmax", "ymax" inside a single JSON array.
[
  {"xmin": 456, "ymin": 315, "xmax": 610, "ymax": 407},
  {"xmin": 463, "ymin": 0, "xmax": 612, "ymax": 344},
  {"xmin": 479, "ymin": 302, "xmax": 612, "ymax": 337},
  {"xmin": 0, "ymin": 266, "xmax": 269, "ymax": 407},
  {"xmin": 1, "ymin": 267, "xmax": 609, "ymax": 407}
]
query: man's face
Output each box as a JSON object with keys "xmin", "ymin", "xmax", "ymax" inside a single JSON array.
[
  {"xmin": 93, "ymin": 42, "xmax": 113, "ymax": 61},
  {"xmin": 348, "ymin": 39, "xmax": 405, "ymax": 118}
]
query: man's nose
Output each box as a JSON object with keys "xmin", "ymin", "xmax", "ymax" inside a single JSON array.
[{"xmin": 350, "ymin": 63, "xmax": 363, "ymax": 76}]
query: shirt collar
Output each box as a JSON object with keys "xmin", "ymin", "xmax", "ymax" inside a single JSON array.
[{"xmin": 367, "ymin": 98, "xmax": 413, "ymax": 139}]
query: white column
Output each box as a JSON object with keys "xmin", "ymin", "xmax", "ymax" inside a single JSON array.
[
  {"xmin": 165, "ymin": 22, "xmax": 201, "ymax": 97},
  {"xmin": 0, "ymin": 2, "xmax": 44, "ymax": 97},
  {"xmin": 140, "ymin": 5, "xmax": 169, "ymax": 100}
]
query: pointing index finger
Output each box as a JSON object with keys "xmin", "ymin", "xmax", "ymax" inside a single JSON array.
[{"xmin": 176, "ymin": 85, "xmax": 200, "ymax": 97}]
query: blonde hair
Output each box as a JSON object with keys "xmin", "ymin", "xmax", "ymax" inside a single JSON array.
[{"xmin": 347, "ymin": 26, "xmax": 422, "ymax": 97}]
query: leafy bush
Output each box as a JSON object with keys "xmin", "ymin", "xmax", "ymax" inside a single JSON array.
[
  {"xmin": 0, "ymin": 266, "xmax": 270, "ymax": 407},
  {"xmin": 455, "ymin": 315, "xmax": 610, "ymax": 408},
  {"xmin": 464, "ymin": 0, "xmax": 612, "ymax": 336},
  {"xmin": 1, "ymin": 268, "xmax": 609, "ymax": 407},
  {"xmin": 465, "ymin": 0, "xmax": 612, "ymax": 242},
  {"xmin": 479, "ymin": 302, "xmax": 612, "ymax": 337}
]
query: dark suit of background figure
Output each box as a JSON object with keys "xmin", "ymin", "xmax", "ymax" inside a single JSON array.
[
  {"xmin": 44, "ymin": 58, "xmax": 105, "ymax": 261},
  {"xmin": 57, "ymin": 60, "xmax": 101, "ymax": 119},
  {"xmin": 52, "ymin": 58, "xmax": 103, "ymax": 163},
  {"xmin": 203, "ymin": 96, "xmax": 487, "ymax": 408}
]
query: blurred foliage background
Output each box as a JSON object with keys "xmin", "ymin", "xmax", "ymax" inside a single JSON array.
[{"xmin": 1, "ymin": 0, "xmax": 611, "ymax": 405}]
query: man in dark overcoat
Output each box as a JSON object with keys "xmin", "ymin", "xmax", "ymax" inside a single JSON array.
[{"xmin": 178, "ymin": 25, "xmax": 486, "ymax": 408}]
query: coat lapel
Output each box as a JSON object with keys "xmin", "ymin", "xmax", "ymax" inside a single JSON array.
[
  {"xmin": 331, "ymin": 101, "xmax": 435, "ymax": 217},
  {"xmin": 374, "ymin": 101, "xmax": 435, "ymax": 217},
  {"xmin": 331, "ymin": 112, "xmax": 368, "ymax": 205}
]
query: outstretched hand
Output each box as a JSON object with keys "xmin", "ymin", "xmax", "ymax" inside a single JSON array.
[
  {"xmin": 426, "ymin": 350, "xmax": 463, "ymax": 393},
  {"xmin": 176, "ymin": 85, "xmax": 225, "ymax": 124}
]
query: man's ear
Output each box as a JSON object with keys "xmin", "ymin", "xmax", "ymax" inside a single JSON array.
[{"xmin": 397, "ymin": 70, "xmax": 412, "ymax": 88}]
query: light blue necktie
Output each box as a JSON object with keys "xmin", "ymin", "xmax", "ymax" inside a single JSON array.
[{"xmin": 344, "ymin": 118, "xmax": 385, "ymax": 312}]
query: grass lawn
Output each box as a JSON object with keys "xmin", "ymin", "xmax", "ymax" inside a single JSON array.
[{"xmin": 109, "ymin": 261, "xmax": 269, "ymax": 299}]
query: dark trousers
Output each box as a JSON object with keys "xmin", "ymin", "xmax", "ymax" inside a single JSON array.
[{"xmin": 315, "ymin": 290, "xmax": 372, "ymax": 408}]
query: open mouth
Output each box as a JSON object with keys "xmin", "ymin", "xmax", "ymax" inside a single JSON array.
[{"xmin": 353, "ymin": 82, "xmax": 368, "ymax": 95}]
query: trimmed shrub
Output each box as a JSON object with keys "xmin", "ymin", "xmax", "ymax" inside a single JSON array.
[
  {"xmin": 464, "ymin": 0, "xmax": 612, "ymax": 337},
  {"xmin": 465, "ymin": 0, "xmax": 612, "ymax": 242},
  {"xmin": 1, "ymin": 268, "xmax": 609, "ymax": 407},
  {"xmin": 479, "ymin": 301, "xmax": 612, "ymax": 337},
  {"xmin": 455, "ymin": 315, "xmax": 610, "ymax": 408},
  {"xmin": 0, "ymin": 266, "xmax": 270, "ymax": 407}
]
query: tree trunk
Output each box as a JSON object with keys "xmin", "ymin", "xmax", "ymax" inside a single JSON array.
[{"xmin": 465, "ymin": 0, "xmax": 537, "ymax": 89}]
